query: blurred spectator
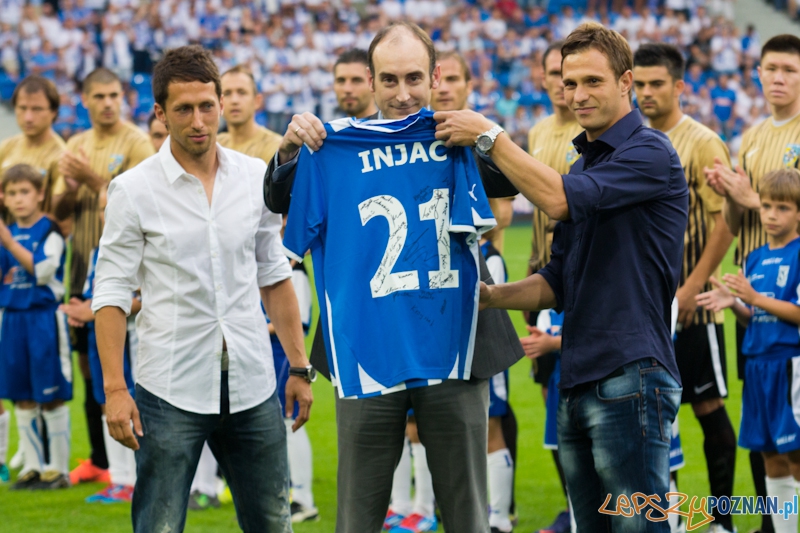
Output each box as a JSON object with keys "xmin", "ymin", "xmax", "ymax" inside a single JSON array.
[
  {"xmin": 496, "ymin": 86, "xmax": 520, "ymax": 120},
  {"xmin": 0, "ymin": 0, "xmax": 769, "ymax": 154},
  {"xmin": 711, "ymin": 74, "xmax": 736, "ymax": 138}
]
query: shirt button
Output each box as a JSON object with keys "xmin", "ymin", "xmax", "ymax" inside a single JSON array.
[
  {"xmin": 216, "ymin": 284, "xmax": 222, "ymax": 291},
  {"xmin": 212, "ymin": 251, "xmax": 218, "ymax": 258}
]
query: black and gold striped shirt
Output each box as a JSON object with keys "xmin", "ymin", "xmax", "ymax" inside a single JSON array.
[
  {"xmin": 65, "ymin": 121, "xmax": 154, "ymax": 293},
  {"xmin": 527, "ymin": 115, "xmax": 583, "ymax": 272},
  {"xmin": 667, "ymin": 116, "xmax": 730, "ymax": 325},
  {"xmin": 0, "ymin": 131, "xmax": 66, "ymax": 215},
  {"xmin": 217, "ymin": 126, "xmax": 282, "ymax": 165},
  {"xmin": 736, "ymin": 113, "xmax": 800, "ymax": 265}
]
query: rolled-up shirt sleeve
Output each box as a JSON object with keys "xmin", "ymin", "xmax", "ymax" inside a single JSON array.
[
  {"xmin": 91, "ymin": 180, "xmax": 143, "ymax": 316},
  {"xmin": 256, "ymin": 204, "xmax": 292, "ymax": 288},
  {"xmin": 537, "ymin": 222, "xmax": 565, "ymax": 312},
  {"xmin": 562, "ymin": 140, "xmax": 673, "ymax": 224}
]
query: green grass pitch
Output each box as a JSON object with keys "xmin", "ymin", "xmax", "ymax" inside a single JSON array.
[{"xmin": 0, "ymin": 224, "xmax": 762, "ymax": 532}]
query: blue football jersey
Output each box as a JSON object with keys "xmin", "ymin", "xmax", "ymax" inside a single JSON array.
[
  {"xmin": 536, "ymin": 309, "xmax": 564, "ymax": 351},
  {"xmin": 83, "ymin": 247, "xmax": 99, "ymax": 300},
  {"xmin": 283, "ymin": 109, "xmax": 496, "ymax": 399},
  {"xmin": 742, "ymin": 237, "xmax": 800, "ymax": 358},
  {"xmin": 481, "ymin": 240, "xmax": 507, "ymax": 284},
  {"xmin": 0, "ymin": 216, "xmax": 65, "ymax": 310}
]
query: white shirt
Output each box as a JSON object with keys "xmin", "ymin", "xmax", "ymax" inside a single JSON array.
[{"xmin": 91, "ymin": 140, "xmax": 292, "ymax": 415}]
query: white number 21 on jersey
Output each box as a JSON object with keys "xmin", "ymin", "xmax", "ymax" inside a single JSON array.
[{"xmin": 358, "ymin": 189, "xmax": 459, "ymax": 298}]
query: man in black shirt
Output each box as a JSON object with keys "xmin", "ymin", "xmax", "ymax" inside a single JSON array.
[{"xmin": 437, "ymin": 23, "xmax": 688, "ymax": 532}]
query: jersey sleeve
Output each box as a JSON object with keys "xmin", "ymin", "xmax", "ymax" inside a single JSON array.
[
  {"xmin": 49, "ymin": 155, "xmax": 66, "ymax": 197},
  {"xmin": 485, "ymin": 254, "xmax": 506, "ymax": 285},
  {"xmin": 0, "ymin": 246, "xmax": 8, "ymax": 279},
  {"xmin": 283, "ymin": 149, "xmax": 327, "ymax": 262},
  {"xmin": 535, "ymin": 309, "xmax": 552, "ymax": 331},
  {"xmin": 82, "ymin": 248, "xmax": 97, "ymax": 299},
  {"xmin": 693, "ymin": 135, "xmax": 730, "ymax": 214},
  {"xmin": 33, "ymin": 229, "xmax": 65, "ymax": 286},
  {"xmin": 790, "ymin": 256, "xmax": 800, "ymax": 307},
  {"xmin": 291, "ymin": 268, "xmax": 312, "ymax": 333},
  {"xmin": 125, "ymin": 135, "xmax": 156, "ymax": 170},
  {"xmin": 450, "ymin": 147, "xmax": 496, "ymax": 235},
  {"xmin": 0, "ymin": 138, "xmax": 10, "ymax": 169}
]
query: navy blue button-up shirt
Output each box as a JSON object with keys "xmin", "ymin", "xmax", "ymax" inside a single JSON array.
[{"xmin": 539, "ymin": 110, "xmax": 688, "ymax": 389}]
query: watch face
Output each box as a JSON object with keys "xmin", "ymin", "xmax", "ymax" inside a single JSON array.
[{"xmin": 477, "ymin": 135, "xmax": 492, "ymax": 153}]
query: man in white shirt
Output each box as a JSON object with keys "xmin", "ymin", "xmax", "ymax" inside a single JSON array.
[{"xmin": 92, "ymin": 45, "xmax": 313, "ymax": 533}]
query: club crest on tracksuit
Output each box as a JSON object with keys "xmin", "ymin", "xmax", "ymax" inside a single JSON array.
[{"xmin": 783, "ymin": 144, "xmax": 800, "ymax": 168}]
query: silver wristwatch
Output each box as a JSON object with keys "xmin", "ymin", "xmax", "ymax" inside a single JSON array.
[{"xmin": 475, "ymin": 125, "xmax": 505, "ymax": 155}]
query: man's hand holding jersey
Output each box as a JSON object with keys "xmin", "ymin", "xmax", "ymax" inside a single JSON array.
[
  {"xmin": 278, "ymin": 112, "xmax": 327, "ymax": 164},
  {"xmin": 434, "ymin": 110, "xmax": 496, "ymax": 147}
]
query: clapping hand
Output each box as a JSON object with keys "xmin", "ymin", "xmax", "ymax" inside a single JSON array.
[
  {"xmin": 59, "ymin": 148, "xmax": 92, "ymax": 184},
  {"xmin": 59, "ymin": 297, "xmax": 94, "ymax": 327},
  {"xmin": 695, "ymin": 275, "xmax": 737, "ymax": 312},
  {"xmin": 520, "ymin": 326, "xmax": 558, "ymax": 360},
  {"xmin": 721, "ymin": 269, "xmax": 758, "ymax": 305},
  {"xmin": 704, "ymin": 157, "xmax": 755, "ymax": 208}
]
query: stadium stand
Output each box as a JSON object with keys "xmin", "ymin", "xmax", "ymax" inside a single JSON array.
[{"xmin": 0, "ymin": 0, "xmax": 775, "ymax": 157}]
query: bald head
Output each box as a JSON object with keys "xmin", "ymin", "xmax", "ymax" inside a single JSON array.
[
  {"xmin": 367, "ymin": 22, "xmax": 440, "ymax": 119},
  {"xmin": 368, "ymin": 22, "xmax": 436, "ymax": 80}
]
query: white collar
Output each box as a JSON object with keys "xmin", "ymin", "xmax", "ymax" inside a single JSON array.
[{"xmin": 159, "ymin": 136, "xmax": 235, "ymax": 184}]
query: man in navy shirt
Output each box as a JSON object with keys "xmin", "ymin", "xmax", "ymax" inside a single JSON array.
[{"xmin": 436, "ymin": 22, "xmax": 688, "ymax": 531}]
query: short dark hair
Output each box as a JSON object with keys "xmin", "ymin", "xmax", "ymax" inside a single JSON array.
[
  {"xmin": 153, "ymin": 45, "xmax": 221, "ymax": 109},
  {"xmin": 436, "ymin": 50, "xmax": 471, "ymax": 83},
  {"xmin": 82, "ymin": 68, "xmax": 121, "ymax": 94},
  {"xmin": 221, "ymin": 64, "xmax": 258, "ymax": 94},
  {"xmin": 12, "ymin": 75, "xmax": 60, "ymax": 113},
  {"xmin": 761, "ymin": 34, "xmax": 800, "ymax": 61},
  {"xmin": 759, "ymin": 168, "xmax": 800, "ymax": 209},
  {"xmin": 147, "ymin": 112, "xmax": 159, "ymax": 130},
  {"xmin": 368, "ymin": 22, "xmax": 436, "ymax": 79},
  {"xmin": 562, "ymin": 22, "xmax": 632, "ymax": 80},
  {"xmin": 542, "ymin": 40, "xmax": 565, "ymax": 70},
  {"xmin": 334, "ymin": 48, "xmax": 369, "ymax": 70},
  {"xmin": 2, "ymin": 163, "xmax": 44, "ymax": 192},
  {"xmin": 633, "ymin": 43, "xmax": 686, "ymax": 81}
]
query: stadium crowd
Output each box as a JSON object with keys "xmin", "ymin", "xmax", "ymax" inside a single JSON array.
[{"xmin": 0, "ymin": 0, "xmax": 771, "ymax": 157}]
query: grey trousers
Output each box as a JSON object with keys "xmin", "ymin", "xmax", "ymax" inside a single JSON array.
[{"xmin": 334, "ymin": 378, "xmax": 490, "ymax": 533}]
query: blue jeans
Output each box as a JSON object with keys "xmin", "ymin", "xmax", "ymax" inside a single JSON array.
[
  {"xmin": 558, "ymin": 358, "xmax": 681, "ymax": 532},
  {"xmin": 132, "ymin": 383, "xmax": 291, "ymax": 533}
]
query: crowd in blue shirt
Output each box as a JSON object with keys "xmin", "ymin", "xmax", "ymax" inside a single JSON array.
[{"xmin": 0, "ymin": 0, "xmax": 777, "ymax": 157}]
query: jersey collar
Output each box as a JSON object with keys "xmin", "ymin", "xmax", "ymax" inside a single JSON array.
[
  {"xmin": 347, "ymin": 108, "xmax": 432, "ymax": 133},
  {"xmin": 159, "ymin": 136, "xmax": 237, "ymax": 184}
]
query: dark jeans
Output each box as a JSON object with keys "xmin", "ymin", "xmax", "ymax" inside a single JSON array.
[
  {"xmin": 132, "ymin": 383, "xmax": 291, "ymax": 533},
  {"xmin": 558, "ymin": 358, "xmax": 682, "ymax": 532},
  {"xmin": 335, "ymin": 378, "xmax": 490, "ymax": 533}
]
